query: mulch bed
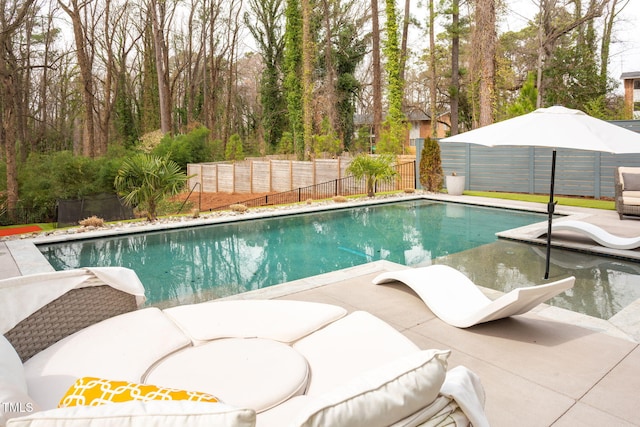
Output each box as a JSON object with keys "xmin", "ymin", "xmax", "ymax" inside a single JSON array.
[{"xmin": 0, "ymin": 225, "xmax": 42, "ymax": 237}]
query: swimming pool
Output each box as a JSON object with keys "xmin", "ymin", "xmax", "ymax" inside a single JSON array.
[
  {"xmin": 39, "ymin": 200, "xmax": 542, "ymax": 301},
  {"xmin": 39, "ymin": 199, "xmax": 640, "ymax": 319}
]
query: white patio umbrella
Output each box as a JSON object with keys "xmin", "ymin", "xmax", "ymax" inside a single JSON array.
[{"xmin": 440, "ymin": 105, "xmax": 640, "ymax": 279}]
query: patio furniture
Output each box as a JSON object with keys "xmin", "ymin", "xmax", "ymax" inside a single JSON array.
[
  {"xmin": 615, "ymin": 166, "xmax": 640, "ymax": 219},
  {"xmin": 1, "ymin": 268, "xmax": 489, "ymax": 427},
  {"xmin": 372, "ymin": 265, "xmax": 575, "ymax": 328},
  {"xmin": 532, "ymin": 220, "xmax": 640, "ymax": 250}
]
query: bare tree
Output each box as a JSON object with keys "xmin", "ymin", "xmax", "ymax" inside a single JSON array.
[
  {"xmin": 371, "ymin": 0, "xmax": 382, "ymax": 145},
  {"xmin": 534, "ymin": 0, "xmax": 608, "ymax": 107},
  {"xmin": 0, "ymin": 0, "xmax": 36, "ymax": 215},
  {"xmin": 58, "ymin": 0, "xmax": 99, "ymax": 155},
  {"xmin": 450, "ymin": 0, "xmax": 460, "ymax": 135}
]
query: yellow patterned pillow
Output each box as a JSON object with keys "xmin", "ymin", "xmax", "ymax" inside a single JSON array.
[{"xmin": 59, "ymin": 377, "xmax": 219, "ymax": 408}]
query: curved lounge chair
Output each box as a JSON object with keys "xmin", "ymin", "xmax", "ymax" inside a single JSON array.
[
  {"xmin": 534, "ymin": 220, "xmax": 640, "ymax": 250},
  {"xmin": 372, "ymin": 265, "xmax": 575, "ymax": 328}
]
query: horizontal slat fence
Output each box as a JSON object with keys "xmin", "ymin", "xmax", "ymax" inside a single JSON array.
[{"xmin": 435, "ymin": 141, "xmax": 640, "ymax": 198}]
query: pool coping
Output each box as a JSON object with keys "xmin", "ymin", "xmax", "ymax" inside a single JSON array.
[{"xmin": 3, "ymin": 192, "xmax": 639, "ymax": 343}]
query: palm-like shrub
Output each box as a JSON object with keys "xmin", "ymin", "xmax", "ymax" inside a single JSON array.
[
  {"xmin": 114, "ymin": 154, "xmax": 188, "ymax": 221},
  {"xmin": 346, "ymin": 154, "xmax": 398, "ymax": 197}
]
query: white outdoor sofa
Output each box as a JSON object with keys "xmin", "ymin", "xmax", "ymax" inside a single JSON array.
[{"xmin": 1, "ymin": 267, "xmax": 489, "ymax": 427}]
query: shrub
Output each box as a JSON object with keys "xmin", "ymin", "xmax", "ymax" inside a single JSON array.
[
  {"xmin": 332, "ymin": 195, "xmax": 348, "ymax": 203},
  {"xmin": 114, "ymin": 154, "xmax": 188, "ymax": 221},
  {"xmin": 229, "ymin": 204, "xmax": 248, "ymax": 212},
  {"xmin": 346, "ymin": 154, "xmax": 398, "ymax": 197},
  {"xmin": 153, "ymin": 126, "xmax": 213, "ymax": 170},
  {"xmin": 419, "ymin": 138, "xmax": 443, "ymax": 192},
  {"xmin": 79, "ymin": 216, "xmax": 105, "ymax": 227},
  {"xmin": 225, "ymin": 134, "xmax": 245, "ymax": 161}
]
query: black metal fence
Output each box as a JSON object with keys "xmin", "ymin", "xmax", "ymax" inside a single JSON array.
[
  {"xmin": 209, "ymin": 161, "xmax": 416, "ymax": 212},
  {"xmin": 57, "ymin": 194, "xmax": 134, "ymax": 227}
]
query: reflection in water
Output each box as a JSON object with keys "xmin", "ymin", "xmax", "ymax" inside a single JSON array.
[
  {"xmin": 436, "ymin": 240, "xmax": 640, "ymax": 320},
  {"xmin": 39, "ymin": 200, "xmax": 640, "ymax": 318}
]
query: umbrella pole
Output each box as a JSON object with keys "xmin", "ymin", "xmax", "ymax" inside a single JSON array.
[{"xmin": 544, "ymin": 149, "xmax": 557, "ymax": 279}]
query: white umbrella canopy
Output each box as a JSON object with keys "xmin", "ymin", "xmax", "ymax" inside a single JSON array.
[
  {"xmin": 441, "ymin": 106, "xmax": 640, "ymax": 152},
  {"xmin": 440, "ymin": 105, "xmax": 640, "ymax": 279}
]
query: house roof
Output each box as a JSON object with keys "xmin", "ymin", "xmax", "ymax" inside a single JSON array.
[{"xmin": 620, "ymin": 71, "xmax": 640, "ymax": 80}]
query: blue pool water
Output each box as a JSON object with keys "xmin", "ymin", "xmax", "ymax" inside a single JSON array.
[{"xmin": 40, "ymin": 200, "xmax": 547, "ymax": 306}]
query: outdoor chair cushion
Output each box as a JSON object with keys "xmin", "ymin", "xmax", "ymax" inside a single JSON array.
[
  {"xmin": 1, "ymin": 336, "xmax": 39, "ymax": 425},
  {"xmin": 622, "ymin": 172, "xmax": 640, "ymax": 191},
  {"xmin": 58, "ymin": 377, "xmax": 220, "ymax": 408},
  {"xmin": 164, "ymin": 300, "xmax": 347, "ymax": 345},
  {"xmin": 5, "ymin": 401, "xmax": 256, "ymax": 427},
  {"xmin": 293, "ymin": 311, "xmax": 421, "ymax": 396},
  {"xmin": 23, "ymin": 308, "xmax": 192, "ymax": 411},
  {"xmin": 289, "ymin": 349, "xmax": 449, "ymax": 427},
  {"xmin": 622, "ymin": 195, "xmax": 640, "ymax": 206},
  {"xmin": 145, "ymin": 338, "xmax": 310, "ymax": 413}
]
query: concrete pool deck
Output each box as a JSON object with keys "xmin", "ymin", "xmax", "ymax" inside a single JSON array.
[{"xmin": 2, "ymin": 193, "xmax": 640, "ymax": 426}]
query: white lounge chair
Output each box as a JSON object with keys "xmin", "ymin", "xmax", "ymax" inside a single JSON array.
[
  {"xmin": 372, "ymin": 265, "xmax": 575, "ymax": 328},
  {"xmin": 533, "ymin": 220, "xmax": 640, "ymax": 250}
]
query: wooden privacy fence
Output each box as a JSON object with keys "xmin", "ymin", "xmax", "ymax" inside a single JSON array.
[
  {"xmin": 206, "ymin": 161, "xmax": 417, "ymax": 211},
  {"xmin": 427, "ymin": 141, "xmax": 640, "ymax": 199},
  {"xmin": 187, "ymin": 156, "xmax": 416, "ymax": 195}
]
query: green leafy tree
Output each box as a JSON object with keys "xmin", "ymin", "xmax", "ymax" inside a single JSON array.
[
  {"xmin": 377, "ymin": 0, "xmax": 406, "ymax": 154},
  {"xmin": 313, "ymin": 117, "xmax": 341, "ymax": 157},
  {"xmin": 334, "ymin": 22, "xmax": 367, "ymax": 150},
  {"xmin": 346, "ymin": 154, "xmax": 398, "ymax": 197},
  {"xmin": 114, "ymin": 154, "xmax": 188, "ymax": 221},
  {"xmin": 153, "ymin": 126, "xmax": 212, "ymax": 170},
  {"xmin": 419, "ymin": 138, "xmax": 443, "ymax": 192},
  {"xmin": 506, "ymin": 72, "xmax": 537, "ymax": 118},
  {"xmin": 352, "ymin": 126, "xmax": 372, "ymax": 154},
  {"xmin": 245, "ymin": 0, "xmax": 287, "ymax": 151},
  {"xmin": 225, "ymin": 133, "xmax": 245, "ymax": 161},
  {"xmin": 283, "ymin": 0, "xmax": 304, "ymax": 159},
  {"xmin": 278, "ymin": 131, "xmax": 295, "ymax": 155}
]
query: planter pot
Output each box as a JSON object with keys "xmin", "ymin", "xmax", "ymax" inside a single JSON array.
[{"xmin": 445, "ymin": 175, "xmax": 465, "ymax": 196}]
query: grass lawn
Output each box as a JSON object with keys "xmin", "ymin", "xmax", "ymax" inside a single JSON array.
[{"xmin": 463, "ymin": 191, "xmax": 615, "ymax": 210}]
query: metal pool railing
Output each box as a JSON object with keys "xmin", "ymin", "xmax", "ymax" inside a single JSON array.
[{"xmin": 209, "ymin": 161, "xmax": 416, "ymax": 212}]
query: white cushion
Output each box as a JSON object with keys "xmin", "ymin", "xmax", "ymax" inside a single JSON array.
[
  {"xmin": 290, "ymin": 349, "xmax": 450, "ymax": 427},
  {"xmin": 145, "ymin": 338, "xmax": 309, "ymax": 413},
  {"xmin": 163, "ymin": 300, "xmax": 347, "ymax": 344},
  {"xmin": 23, "ymin": 308, "xmax": 191, "ymax": 411},
  {"xmin": 293, "ymin": 311, "xmax": 420, "ymax": 396},
  {"xmin": 255, "ymin": 396, "xmax": 314, "ymax": 427},
  {"xmin": 0, "ymin": 336, "xmax": 25, "ymax": 393},
  {"xmin": 622, "ymin": 195, "xmax": 640, "ymax": 205},
  {"xmin": 1, "ymin": 383, "xmax": 40, "ymax": 427},
  {"xmin": 5, "ymin": 401, "xmax": 256, "ymax": 427},
  {"xmin": 1, "ymin": 335, "xmax": 38, "ymax": 426}
]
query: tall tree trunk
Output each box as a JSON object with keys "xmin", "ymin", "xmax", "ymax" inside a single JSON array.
[
  {"xmin": 301, "ymin": 0, "xmax": 313, "ymax": 158},
  {"xmin": 475, "ymin": 0, "xmax": 496, "ymax": 126},
  {"xmin": 429, "ymin": 0, "xmax": 437, "ymax": 137},
  {"xmin": 223, "ymin": 0, "xmax": 242, "ymax": 143},
  {"xmin": 1, "ymin": 57, "xmax": 19, "ymax": 217},
  {"xmin": 371, "ymin": 0, "xmax": 382, "ymax": 148},
  {"xmin": 399, "ymin": 0, "xmax": 410, "ymax": 83},
  {"xmin": 149, "ymin": 0, "xmax": 172, "ymax": 134},
  {"xmin": 600, "ymin": 0, "xmax": 622, "ymax": 84},
  {"xmin": 0, "ymin": 0, "xmax": 35, "ymax": 215},
  {"xmin": 450, "ymin": 0, "xmax": 460, "ymax": 135},
  {"xmin": 59, "ymin": 0, "xmax": 97, "ymax": 156},
  {"xmin": 323, "ymin": 0, "xmax": 337, "ymax": 132}
]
